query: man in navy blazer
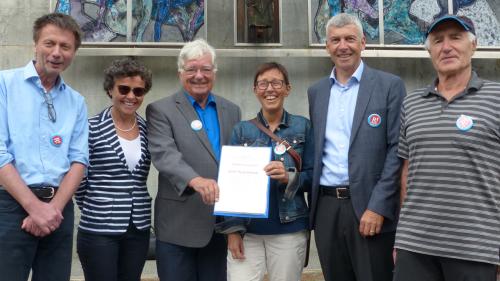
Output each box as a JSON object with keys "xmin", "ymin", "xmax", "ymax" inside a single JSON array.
[{"xmin": 308, "ymin": 13, "xmax": 406, "ymax": 281}]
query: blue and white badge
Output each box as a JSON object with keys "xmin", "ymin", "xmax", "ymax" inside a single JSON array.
[
  {"xmin": 367, "ymin": 113, "xmax": 382, "ymax": 127},
  {"xmin": 191, "ymin": 120, "xmax": 203, "ymax": 131},
  {"xmin": 456, "ymin": 114, "xmax": 474, "ymax": 131},
  {"xmin": 51, "ymin": 135, "xmax": 63, "ymax": 147}
]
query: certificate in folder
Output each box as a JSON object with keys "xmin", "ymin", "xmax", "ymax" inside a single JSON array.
[{"xmin": 214, "ymin": 145, "xmax": 271, "ymax": 218}]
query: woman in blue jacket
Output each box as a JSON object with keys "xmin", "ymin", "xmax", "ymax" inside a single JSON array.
[
  {"xmin": 75, "ymin": 57, "xmax": 152, "ymax": 281},
  {"xmin": 217, "ymin": 62, "xmax": 313, "ymax": 281}
]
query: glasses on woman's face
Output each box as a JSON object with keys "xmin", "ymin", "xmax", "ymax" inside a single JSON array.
[
  {"xmin": 43, "ymin": 92, "xmax": 56, "ymax": 123},
  {"xmin": 255, "ymin": 80, "xmax": 285, "ymax": 90},
  {"xmin": 117, "ymin": 85, "xmax": 147, "ymax": 97}
]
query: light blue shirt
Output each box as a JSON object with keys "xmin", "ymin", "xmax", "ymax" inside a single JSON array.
[
  {"xmin": 320, "ymin": 61, "xmax": 364, "ymax": 186},
  {"xmin": 0, "ymin": 61, "xmax": 89, "ymax": 187},
  {"xmin": 186, "ymin": 93, "xmax": 221, "ymax": 161}
]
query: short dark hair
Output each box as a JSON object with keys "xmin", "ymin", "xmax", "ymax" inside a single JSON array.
[
  {"xmin": 253, "ymin": 62, "xmax": 290, "ymax": 87},
  {"xmin": 33, "ymin": 13, "xmax": 82, "ymax": 50},
  {"xmin": 103, "ymin": 57, "xmax": 153, "ymax": 98}
]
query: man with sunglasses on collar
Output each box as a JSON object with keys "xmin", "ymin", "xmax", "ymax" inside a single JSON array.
[
  {"xmin": 0, "ymin": 13, "xmax": 88, "ymax": 281},
  {"xmin": 394, "ymin": 15, "xmax": 500, "ymax": 281}
]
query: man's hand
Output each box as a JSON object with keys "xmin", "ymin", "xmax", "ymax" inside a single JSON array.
[
  {"xmin": 21, "ymin": 216, "xmax": 50, "ymax": 237},
  {"xmin": 25, "ymin": 200, "xmax": 63, "ymax": 235},
  {"xmin": 189, "ymin": 177, "xmax": 219, "ymax": 205},
  {"xmin": 359, "ymin": 209, "xmax": 384, "ymax": 237},
  {"xmin": 228, "ymin": 233, "xmax": 245, "ymax": 260},
  {"xmin": 264, "ymin": 161, "xmax": 288, "ymax": 184}
]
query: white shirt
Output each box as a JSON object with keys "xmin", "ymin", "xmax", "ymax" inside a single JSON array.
[{"xmin": 118, "ymin": 135, "xmax": 141, "ymax": 171}]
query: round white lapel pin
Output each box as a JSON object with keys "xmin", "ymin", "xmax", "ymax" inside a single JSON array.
[
  {"xmin": 191, "ymin": 120, "xmax": 203, "ymax": 131},
  {"xmin": 367, "ymin": 113, "xmax": 382, "ymax": 128},
  {"xmin": 456, "ymin": 114, "xmax": 474, "ymax": 131}
]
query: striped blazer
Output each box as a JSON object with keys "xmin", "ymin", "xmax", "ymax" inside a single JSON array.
[{"xmin": 75, "ymin": 106, "xmax": 152, "ymax": 234}]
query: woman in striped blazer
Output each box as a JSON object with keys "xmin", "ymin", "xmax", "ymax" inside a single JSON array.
[{"xmin": 75, "ymin": 58, "xmax": 152, "ymax": 281}]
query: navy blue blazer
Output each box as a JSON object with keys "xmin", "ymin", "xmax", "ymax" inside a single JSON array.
[
  {"xmin": 307, "ymin": 65, "xmax": 405, "ymax": 232},
  {"xmin": 76, "ymin": 106, "xmax": 152, "ymax": 234}
]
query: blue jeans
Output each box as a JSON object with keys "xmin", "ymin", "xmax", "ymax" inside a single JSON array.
[
  {"xmin": 0, "ymin": 190, "xmax": 74, "ymax": 281},
  {"xmin": 77, "ymin": 224, "xmax": 150, "ymax": 281}
]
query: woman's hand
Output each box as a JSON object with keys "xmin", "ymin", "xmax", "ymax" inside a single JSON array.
[
  {"xmin": 264, "ymin": 161, "xmax": 288, "ymax": 184},
  {"xmin": 228, "ymin": 233, "xmax": 245, "ymax": 260}
]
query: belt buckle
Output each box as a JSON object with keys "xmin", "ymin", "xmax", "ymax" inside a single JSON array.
[
  {"xmin": 336, "ymin": 187, "xmax": 348, "ymax": 199},
  {"xmin": 42, "ymin": 187, "xmax": 55, "ymax": 199}
]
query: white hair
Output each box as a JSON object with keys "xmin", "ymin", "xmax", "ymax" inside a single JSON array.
[
  {"xmin": 177, "ymin": 39, "xmax": 217, "ymax": 72},
  {"xmin": 424, "ymin": 31, "xmax": 476, "ymax": 50},
  {"xmin": 325, "ymin": 13, "xmax": 364, "ymax": 40}
]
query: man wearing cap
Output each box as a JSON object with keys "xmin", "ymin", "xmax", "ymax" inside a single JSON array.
[
  {"xmin": 0, "ymin": 13, "xmax": 88, "ymax": 281},
  {"xmin": 394, "ymin": 15, "xmax": 500, "ymax": 281},
  {"xmin": 308, "ymin": 13, "xmax": 406, "ymax": 281}
]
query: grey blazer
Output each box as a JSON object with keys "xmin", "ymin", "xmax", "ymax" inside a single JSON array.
[
  {"xmin": 146, "ymin": 91, "xmax": 241, "ymax": 247},
  {"xmin": 308, "ymin": 65, "xmax": 406, "ymax": 232}
]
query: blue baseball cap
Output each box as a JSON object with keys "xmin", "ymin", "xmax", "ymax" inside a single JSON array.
[{"xmin": 426, "ymin": 15, "xmax": 475, "ymax": 38}]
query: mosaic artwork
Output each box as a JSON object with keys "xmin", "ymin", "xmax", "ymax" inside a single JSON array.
[
  {"xmin": 311, "ymin": 0, "xmax": 500, "ymax": 46},
  {"xmin": 53, "ymin": 0, "xmax": 205, "ymax": 43}
]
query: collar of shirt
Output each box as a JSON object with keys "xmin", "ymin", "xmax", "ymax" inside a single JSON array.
[
  {"xmin": 423, "ymin": 71, "xmax": 483, "ymax": 98},
  {"xmin": 185, "ymin": 92, "xmax": 216, "ymax": 109},
  {"xmin": 24, "ymin": 61, "xmax": 66, "ymax": 93},
  {"xmin": 184, "ymin": 92, "xmax": 221, "ymax": 161},
  {"xmin": 329, "ymin": 60, "xmax": 364, "ymax": 87},
  {"xmin": 257, "ymin": 109, "xmax": 290, "ymax": 129}
]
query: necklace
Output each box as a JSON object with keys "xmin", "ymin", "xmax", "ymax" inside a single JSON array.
[
  {"xmin": 112, "ymin": 112, "xmax": 137, "ymax": 132},
  {"xmin": 114, "ymin": 118, "xmax": 136, "ymax": 132}
]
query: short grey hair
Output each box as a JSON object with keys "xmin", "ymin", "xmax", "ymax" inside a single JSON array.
[
  {"xmin": 177, "ymin": 39, "xmax": 217, "ymax": 72},
  {"xmin": 424, "ymin": 31, "xmax": 476, "ymax": 50},
  {"xmin": 325, "ymin": 13, "xmax": 364, "ymax": 40}
]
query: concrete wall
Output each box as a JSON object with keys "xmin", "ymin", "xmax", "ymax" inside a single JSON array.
[{"xmin": 1, "ymin": 0, "xmax": 500, "ymax": 277}]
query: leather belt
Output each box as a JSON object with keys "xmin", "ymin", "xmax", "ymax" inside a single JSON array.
[
  {"xmin": 320, "ymin": 185, "xmax": 350, "ymax": 199},
  {"xmin": 0, "ymin": 185, "xmax": 57, "ymax": 202},
  {"xmin": 31, "ymin": 187, "xmax": 57, "ymax": 202}
]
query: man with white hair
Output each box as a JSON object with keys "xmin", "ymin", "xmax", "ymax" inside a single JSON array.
[
  {"xmin": 146, "ymin": 39, "xmax": 241, "ymax": 281},
  {"xmin": 394, "ymin": 15, "xmax": 500, "ymax": 281}
]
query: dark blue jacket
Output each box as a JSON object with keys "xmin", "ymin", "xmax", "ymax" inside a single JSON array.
[{"xmin": 216, "ymin": 110, "xmax": 313, "ymax": 234}]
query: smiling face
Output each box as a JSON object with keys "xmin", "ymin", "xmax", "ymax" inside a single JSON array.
[
  {"xmin": 34, "ymin": 24, "xmax": 77, "ymax": 83},
  {"xmin": 254, "ymin": 68, "xmax": 290, "ymax": 115},
  {"xmin": 179, "ymin": 53, "xmax": 216, "ymax": 100},
  {"xmin": 109, "ymin": 75, "xmax": 146, "ymax": 117},
  {"xmin": 325, "ymin": 23, "xmax": 365, "ymax": 77},
  {"xmin": 427, "ymin": 21, "xmax": 476, "ymax": 77}
]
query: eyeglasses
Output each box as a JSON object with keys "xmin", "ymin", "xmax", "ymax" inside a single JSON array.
[
  {"xmin": 117, "ymin": 85, "xmax": 147, "ymax": 97},
  {"xmin": 255, "ymin": 80, "xmax": 285, "ymax": 90},
  {"xmin": 182, "ymin": 66, "xmax": 215, "ymax": 76},
  {"xmin": 43, "ymin": 91, "xmax": 56, "ymax": 123}
]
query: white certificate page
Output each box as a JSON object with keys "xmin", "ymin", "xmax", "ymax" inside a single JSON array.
[{"xmin": 214, "ymin": 145, "xmax": 271, "ymax": 218}]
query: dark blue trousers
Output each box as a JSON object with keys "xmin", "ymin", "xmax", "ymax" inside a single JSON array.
[
  {"xmin": 77, "ymin": 223, "xmax": 150, "ymax": 281},
  {"xmin": 0, "ymin": 190, "xmax": 74, "ymax": 281},
  {"xmin": 156, "ymin": 233, "xmax": 227, "ymax": 281}
]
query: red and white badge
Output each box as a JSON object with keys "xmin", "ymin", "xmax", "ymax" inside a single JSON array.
[
  {"xmin": 51, "ymin": 135, "xmax": 63, "ymax": 147},
  {"xmin": 367, "ymin": 113, "xmax": 382, "ymax": 127},
  {"xmin": 274, "ymin": 142, "xmax": 287, "ymax": 155}
]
